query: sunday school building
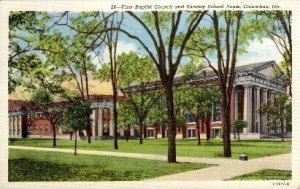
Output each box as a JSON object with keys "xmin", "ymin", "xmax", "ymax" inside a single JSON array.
[{"xmin": 8, "ymin": 60, "xmax": 286, "ymax": 140}]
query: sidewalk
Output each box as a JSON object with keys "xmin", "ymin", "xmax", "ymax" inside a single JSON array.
[{"xmin": 9, "ymin": 146, "xmax": 291, "ymax": 181}]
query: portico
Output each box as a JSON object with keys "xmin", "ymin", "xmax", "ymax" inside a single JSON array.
[{"xmin": 233, "ymin": 61, "xmax": 286, "ymax": 137}]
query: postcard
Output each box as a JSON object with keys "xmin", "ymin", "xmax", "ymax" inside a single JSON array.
[{"xmin": 0, "ymin": 0, "xmax": 299, "ymax": 189}]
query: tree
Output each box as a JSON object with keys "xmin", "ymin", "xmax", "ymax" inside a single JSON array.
[
  {"xmin": 184, "ymin": 11, "xmax": 251, "ymax": 157},
  {"xmin": 116, "ymin": 52, "xmax": 161, "ymax": 144},
  {"xmin": 117, "ymin": 11, "xmax": 207, "ymax": 162},
  {"xmin": 147, "ymin": 96, "xmax": 168, "ymax": 139},
  {"xmin": 259, "ymin": 93, "xmax": 291, "ymax": 142},
  {"xmin": 117, "ymin": 102, "xmax": 137, "ymax": 141},
  {"xmin": 174, "ymin": 86, "xmax": 219, "ymax": 145},
  {"xmin": 232, "ymin": 120, "xmax": 248, "ymax": 141},
  {"xmin": 62, "ymin": 101, "xmax": 92, "ymax": 155},
  {"xmin": 24, "ymin": 56, "xmax": 65, "ymax": 147},
  {"xmin": 254, "ymin": 11, "xmax": 292, "ymax": 97}
]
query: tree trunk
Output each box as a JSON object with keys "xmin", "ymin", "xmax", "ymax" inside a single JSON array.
[
  {"xmin": 74, "ymin": 131, "xmax": 77, "ymax": 155},
  {"xmin": 165, "ymin": 85, "xmax": 176, "ymax": 163},
  {"xmin": 51, "ymin": 120, "xmax": 56, "ymax": 147},
  {"xmin": 112, "ymin": 81, "xmax": 119, "ymax": 150},
  {"xmin": 126, "ymin": 127, "xmax": 129, "ymax": 142},
  {"xmin": 237, "ymin": 128, "xmax": 240, "ymax": 141},
  {"xmin": 205, "ymin": 114, "xmax": 211, "ymax": 141},
  {"xmin": 281, "ymin": 118, "xmax": 284, "ymax": 142},
  {"xmin": 70, "ymin": 132, "xmax": 72, "ymax": 140},
  {"xmin": 155, "ymin": 127, "xmax": 158, "ymax": 139},
  {"xmin": 196, "ymin": 119, "xmax": 201, "ymax": 146},
  {"xmin": 139, "ymin": 120, "xmax": 143, "ymax": 144},
  {"xmin": 221, "ymin": 102, "xmax": 232, "ymax": 157},
  {"xmin": 87, "ymin": 118, "xmax": 92, "ymax": 143}
]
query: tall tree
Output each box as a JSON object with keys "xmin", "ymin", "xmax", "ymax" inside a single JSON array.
[
  {"xmin": 25, "ymin": 58, "xmax": 65, "ymax": 147},
  {"xmin": 118, "ymin": 52, "xmax": 160, "ymax": 144},
  {"xmin": 174, "ymin": 86, "xmax": 219, "ymax": 145},
  {"xmin": 117, "ymin": 102, "xmax": 137, "ymax": 141},
  {"xmin": 116, "ymin": 11, "xmax": 207, "ymax": 162},
  {"xmin": 184, "ymin": 11, "xmax": 246, "ymax": 157}
]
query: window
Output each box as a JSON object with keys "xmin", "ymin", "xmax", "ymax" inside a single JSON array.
[
  {"xmin": 213, "ymin": 103, "xmax": 221, "ymax": 122},
  {"xmin": 147, "ymin": 129, "xmax": 154, "ymax": 137},
  {"xmin": 28, "ymin": 126, "xmax": 32, "ymax": 132},
  {"xmin": 45, "ymin": 126, "xmax": 48, "ymax": 132},
  {"xmin": 188, "ymin": 129, "xmax": 196, "ymax": 138},
  {"xmin": 103, "ymin": 108, "xmax": 109, "ymax": 116},
  {"xmin": 237, "ymin": 89, "xmax": 242, "ymax": 103}
]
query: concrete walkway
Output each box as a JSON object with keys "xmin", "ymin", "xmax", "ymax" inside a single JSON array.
[{"xmin": 9, "ymin": 146, "xmax": 291, "ymax": 181}]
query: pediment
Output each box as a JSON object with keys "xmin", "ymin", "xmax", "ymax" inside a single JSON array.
[{"xmin": 252, "ymin": 61, "xmax": 281, "ymax": 78}]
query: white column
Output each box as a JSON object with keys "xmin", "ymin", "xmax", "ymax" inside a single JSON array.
[
  {"xmin": 130, "ymin": 127, "xmax": 134, "ymax": 137},
  {"xmin": 13, "ymin": 116, "xmax": 16, "ymax": 136},
  {"xmin": 98, "ymin": 108, "xmax": 103, "ymax": 138},
  {"xmin": 243, "ymin": 85, "xmax": 253, "ymax": 133},
  {"xmin": 109, "ymin": 108, "xmax": 114, "ymax": 136},
  {"xmin": 255, "ymin": 87, "xmax": 261, "ymax": 134},
  {"xmin": 119, "ymin": 128, "xmax": 124, "ymax": 136},
  {"xmin": 91, "ymin": 109, "xmax": 96, "ymax": 138},
  {"xmin": 8, "ymin": 116, "xmax": 11, "ymax": 136},
  {"xmin": 270, "ymin": 91, "xmax": 276, "ymax": 133},
  {"xmin": 234, "ymin": 87, "xmax": 239, "ymax": 120},
  {"xmin": 262, "ymin": 89, "xmax": 268, "ymax": 134},
  {"xmin": 18, "ymin": 115, "xmax": 22, "ymax": 138}
]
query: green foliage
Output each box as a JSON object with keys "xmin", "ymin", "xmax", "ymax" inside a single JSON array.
[
  {"xmin": 118, "ymin": 102, "xmax": 137, "ymax": 128},
  {"xmin": 259, "ymin": 93, "xmax": 291, "ymax": 131},
  {"xmin": 30, "ymin": 89, "xmax": 53, "ymax": 104},
  {"xmin": 232, "ymin": 120, "xmax": 248, "ymax": 130},
  {"xmin": 62, "ymin": 101, "xmax": 92, "ymax": 132},
  {"xmin": 147, "ymin": 97, "xmax": 168, "ymax": 128},
  {"xmin": 230, "ymin": 169, "xmax": 292, "ymax": 180},
  {"xmin": 9, "ymin": 149, "xmax": 210, "ymax": 181},
  {"xmin": 174, "ymin": 86, "xmax": 220, "ymax": 122}
]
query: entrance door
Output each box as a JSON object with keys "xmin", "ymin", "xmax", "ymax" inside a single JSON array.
[
  {"xmin": 188, "ymin": 129, "xmax": 196, "ymax": 138},
  {"xmin": 213, "ymin": 128, "xmax": 221, "ymax": 138},
  {"xmin": 147, "ymin": 129, "xmax": 154, "ymax": 137}
]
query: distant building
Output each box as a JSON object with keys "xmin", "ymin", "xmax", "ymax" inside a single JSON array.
[
  {"xmin": 8, "ymin": 61, "xmax": 287, "ymax": 140},
  {"xmin": 138, "ymin": 60, "xmax": 287, "ymax": 139},
  {"xmin": 8, "ymin": 95, "xmax": 128, "ymax": 139}
]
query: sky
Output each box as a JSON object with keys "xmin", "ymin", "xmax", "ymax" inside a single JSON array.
[
  {"xmin": 16, "ymin": 11, "xmax": 284, "ymax": 69},
  {"xmin": 89, "ymin": 12, "xmax": 283, "ymax": 67}
]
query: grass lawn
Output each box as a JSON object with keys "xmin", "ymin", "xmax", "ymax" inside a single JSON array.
[
  {"xmin": 230, "ymin": 169, "xmax": 292, "ymax": 180},
  {"xmin": 9, "ymin": 138, "xmax": 291, "ymax": 159},
  {"xmin": 9, "ymin": 149, "xmax": 211, "ymax": 181}
]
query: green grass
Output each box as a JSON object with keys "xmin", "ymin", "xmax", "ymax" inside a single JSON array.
[
  {"xmin": 9, "ymin": 138, "xmax": 291, "ymax": 159},
  {"xmin": 9, "ymin": 149, "xmax": 211, "ymax": 181},
  {"xmin": 230, "ymin": 169, "xmax": 292, "ymax": 180}
]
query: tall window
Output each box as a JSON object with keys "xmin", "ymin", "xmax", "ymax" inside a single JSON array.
[
  {"xmin": 28, "ymin": 126, "xmax": 32, "ymax": 132},
  {"xmin": 213, "ymin": 103, "xmax": 221, "ymax": 122},
  {"xmin": 188, "ymin": 129, "xmax": 196, "ymax": 138},
  {"xmin": 237, "ymin": 89, "xmax": 242, "ymax": 103}
]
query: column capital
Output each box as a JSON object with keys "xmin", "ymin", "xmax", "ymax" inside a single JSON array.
[
  {"xmin": 262, "ymin": 88, "xmax": 268, "ymax": 92},
  {"xmin": 254, "ymin": 86, "xmax": 261, "ymax": 90},
  {"xmin": 244, "ymin": 84, "xmax": 253, "ymax": 88}
]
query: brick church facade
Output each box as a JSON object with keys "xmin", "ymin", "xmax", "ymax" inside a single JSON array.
[{"xmin": 8, "ymin": 61, "xmax": 286, "ymax": 140}]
